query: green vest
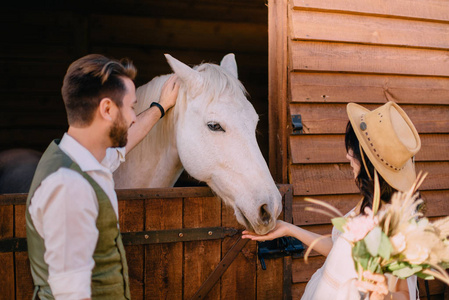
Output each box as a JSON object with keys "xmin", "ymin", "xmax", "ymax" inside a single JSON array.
[{"xmin": 25, "ymin": 140, "xmax": 131, "ymax": 300}]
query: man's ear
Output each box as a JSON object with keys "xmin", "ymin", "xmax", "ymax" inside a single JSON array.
[{"xmin": 99, "ymin": 98, "xmax": 114, "ymax": 121}]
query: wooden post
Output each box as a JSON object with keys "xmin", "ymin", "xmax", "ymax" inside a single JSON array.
[{"xmin": 268, "ymin": 0, "xmax": 289, "ymax": 184}]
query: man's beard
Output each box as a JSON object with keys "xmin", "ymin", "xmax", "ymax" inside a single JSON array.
[{"xmin": 109, "ymin": 112, "xmax": 128, "ymax": 148}]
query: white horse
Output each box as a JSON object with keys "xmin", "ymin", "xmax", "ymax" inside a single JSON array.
[{"xmin": 114, "ymin": 54, "xmax": 281, "ymax": 235}]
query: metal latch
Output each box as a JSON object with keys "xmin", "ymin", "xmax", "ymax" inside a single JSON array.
[
  {"xmin": 257, "ymin": 237, "xmax": 305, "ymax": 270},
  {"xmin": 291, "ymin": 114, "xmax": 303, "ymax": 134}
]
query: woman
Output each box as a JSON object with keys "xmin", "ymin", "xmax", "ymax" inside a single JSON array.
[{"xmin": 242, "ymin": 102, "xmax": 421, "ymax": 300}]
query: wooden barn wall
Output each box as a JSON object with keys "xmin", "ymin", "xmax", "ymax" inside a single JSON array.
[
  {"xmin": 0, "ymin": 1, "xmax": 270, "ymax": 161},
  {"xmin": 0, "ymin": 185, "xmax": 293, "ymax": 300},
  {"xmin": 271, "ymin": 0, "xmax": 449, "ymax": 298}
]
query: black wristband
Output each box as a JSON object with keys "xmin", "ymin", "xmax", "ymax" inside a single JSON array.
[{"xmin": 150, "ymin": 102, "xmax": 165, "ymax": 119}]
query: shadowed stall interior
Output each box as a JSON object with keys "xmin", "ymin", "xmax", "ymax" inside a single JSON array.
[{"xmin": 0, "ymin": 0, "xmax": 269, "ymax": 186}]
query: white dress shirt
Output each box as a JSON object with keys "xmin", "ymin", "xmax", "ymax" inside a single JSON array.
[{"xmin": 28, "ymin": 133, "xmax": 126, "ymax": 300}]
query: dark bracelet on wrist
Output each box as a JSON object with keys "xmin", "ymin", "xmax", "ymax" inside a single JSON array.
[{"xmin": 150, "ymin": 102, "xmax": 165, "ymax": 119}]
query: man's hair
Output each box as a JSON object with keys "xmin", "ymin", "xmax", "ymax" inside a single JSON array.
[{"xmin": 61, "ymin": 54, "xmax": 137, "ymax": 126}]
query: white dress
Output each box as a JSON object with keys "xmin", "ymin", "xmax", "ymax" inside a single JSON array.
[{"xmin": 301, "ymin": 212, "xmax": 418, "ymax": 300}]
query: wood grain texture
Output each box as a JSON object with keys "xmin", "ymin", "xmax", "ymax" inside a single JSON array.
[
  {"xmin": 290, "ymin": 134, "xmax": 449, "ymax": 164},
  {"xmin": 293, "ymin": 190, "xmax": 449, "ymax": 226},
  {"xmin": 3, "ymin": 0, "xmax": 269, "ymax": 24},
  {"xmin": 183, "ymin": 197, "xmax": 221, "ymax": 300},
  {"xmin": 15, "ymin": 252, "xmax": 34, "ymax": 299},
  {"xmin": 145, "ymin": 198, "xmax": 183, "ymax": 300},
  {"xmin": 289, "ymin": 103, "xmax": 449, "ymax": 134},
  {"xmin": 268, "ymin": 0, "xmax": 289, "ymax": 183},
  {"xmin": 221, "ymin": 204, "xmax": 257, "ymax": 300},
  {"xmin": 285, "ymin": 2, "xmax": 449, "ymax": 299},
  {"xmin": 292, "ymin": 256, "xmax": 326, "ymax": 283},
  {"xmin": 290, "ymin": 41, "xmax": 449, "ymax": 77},
  {"xmin": 292, "ymin": 0, "xmax": 449, "ymax": 22},
  {"xmin": 290, "ymin": 10, "xmax": 449, "ymax": 49},
  {"xmin": 0, "ymin": 206, "xmax": 14, "ymax": 299},
  {"xmin": 289, "ymin": 72, "xmax": 449, "ymax": 104},
  {"xmin": 119, "ymin": 200, "xmax": 145, "ymax": 299},
  {"xmin": 290, "ymin": 162, "xmax": 449, "ymax": 195},
  {"xmin": 90, "ymin": 14, "xmax": 267, "ymax": 53}
]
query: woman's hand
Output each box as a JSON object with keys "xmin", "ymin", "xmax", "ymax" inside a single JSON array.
[
  {"xmin": 242, "ymin": 220, "xmax": 292, "ymax": 241},
  {"xmin": 356, "ymin": 271, "xmax": 389, "ymax": 300}
]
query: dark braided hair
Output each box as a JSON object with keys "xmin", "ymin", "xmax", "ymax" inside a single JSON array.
[{"xmin": 344, "ymin": 121, "xmax": 398, "ymax": 214}]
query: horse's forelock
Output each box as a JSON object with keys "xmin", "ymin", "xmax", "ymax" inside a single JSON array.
[{"xmin": 195, "ymin": 63, "xmax": 247, "ymax": 102}]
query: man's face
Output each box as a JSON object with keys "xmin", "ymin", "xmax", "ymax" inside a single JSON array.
[{"xmin": 109, "ymin": 77, "xmax": 137, "ymax": 148}]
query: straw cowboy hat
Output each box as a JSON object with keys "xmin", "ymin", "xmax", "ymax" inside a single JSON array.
[{"xmin": 347, "ymin": 101, "xmax": 421, "ymax": 192}]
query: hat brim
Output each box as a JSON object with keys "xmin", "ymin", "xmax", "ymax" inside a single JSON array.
[{"xmin": 347, "ymin": 103, "xmax": 416, "ymax": 192}]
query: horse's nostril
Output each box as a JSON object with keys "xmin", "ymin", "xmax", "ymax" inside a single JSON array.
[{"xmin": 260, "ymin": 204, "xmax": 271, "ymax": 225}]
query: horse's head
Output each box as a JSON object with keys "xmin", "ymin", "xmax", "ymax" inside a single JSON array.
[{"xmin": 166, "ymin": 54, "xmax": 281, "ymax": 235}]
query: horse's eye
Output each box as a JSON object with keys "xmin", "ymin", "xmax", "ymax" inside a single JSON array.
[{"xmin": 207, "ymin": 122, "xmax": 225, "ymax": 132}]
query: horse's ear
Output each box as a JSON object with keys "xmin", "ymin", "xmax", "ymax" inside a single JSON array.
[
  {"xmin": 220, "ymin": 53, "xmax": 238, "ymax": 79},
  {"xmin": 164, "ymin": 54, "xmax": 203, "ymax": 89}
]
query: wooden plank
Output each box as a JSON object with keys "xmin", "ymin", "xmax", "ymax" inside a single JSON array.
[
  {"xmin": 15, "ymin": 252, "xmax": 34, "ymax": 299},
  {"xmin": 119, "ymin": 200, "xmax": 145, "ymax": 300},
  {"xmin": 292, "ymin": 256, "xmax": 325, "ymax": 283},
  {"xmin": 289, "ymin": 103, "xmax": 449, "ymax": 134},
  {"xmin": 0, "ymin": 205, "xmax": 14, "ymax": 299},
  {"xmin": 0, "ymin": 111, "xmax": 68, "ymax": 128},
  {"xmin": 117, "ymin": 187, "xmax": 214, "ymax": 200},
  {"xmin": 4, "ymin": 0, "xmax": 268, "ymax": 24},
  {"xmin": 290, "ymin": 41, "xmax": 449, "ymax": 77},
  {"xmin": 14, "ymin": 205, "xmax": 34, "ymax": 299},
  {"xmin": 291, "ymin": 162, "xmax": 449, "ymax": 195},
  {"xmin": 0, "ymin": 11, "xmax": 84, "ymax": 45},
  {"xmin": 268, "ymin": 0, "xmax": 289, "ymax": 184},
  {"xmin": 293, "ymin": 190, "xmax": 449, "ymax": 226},
  {"xmin": 0, "ymin": 187, "xmax": 216, "ymax": 207},
  {"xmin": 292, "ymin": 0, "xmax": 449, "ymax": 23},
  {"xmin": 290, "ymin": 134, "xmax": 449, "ymax": 164},
  {"xmin": 145, "ymin": 198, "xmax": 183, "ymax": 300},
  {"xmin": 183, "ymin": 197, "xmax": 221, "ymax": 300},
  {"xmin": 89, "ymin": 46, "xmax": 268, "ymax": 81},
  {"xmin": 257, "ymin": 257, "xmax": 284, "ymax": 300},
  {"xmin": 290, "ymin": 10, "xmax": 449, "ymax": 49},
  {"xmin": 0, "ymin": 128, "xmax": 65, "ymax": 152},
  {"xmin": 290, "ymin": 135, "xmax": 347, "ymax": 164},
  {"xmin": 257, "ymin": 186, "xmax": 293, "ymax": 300},
  {"xmin": 289, "ymin": 72, "xmax": 449, "ymax": 105},
  {"xmin": 0, "ymin": 92, "xmax": 63, "ymax": 111},
  {"xmin": 292, "ymin": 282, "xmax": 307, "ymax": 300},
  {"xmin": 221, "ymin": 204, "xmax": 257, "ymax": 300},
  {"xmin": 293, "ymin": 194, "xmax": 361, "ymax": 226},
  {"xmin": 418, "ymin": 278, "xmax": 447, "ymax": 298},
  {"xmin": 1, "ymin": 42, "xmax": 71, "ymax": 61},
  {"xmin": 90, "ymin": 14, "xmax": 267, "ymax": 53}
]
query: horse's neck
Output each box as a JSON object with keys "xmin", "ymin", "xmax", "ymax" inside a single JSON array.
[{"xmin": 114, "ymin": 76, "xmax": 185, "ymax": 188}]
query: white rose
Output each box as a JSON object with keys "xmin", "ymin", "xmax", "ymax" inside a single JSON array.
[
  {"xmin": 390, "ymin": 233, "xmax": 406, "ymax": 254},
  {"xmin": 405, "ymin": 244, "xmax": 429, "ymax": 265}
]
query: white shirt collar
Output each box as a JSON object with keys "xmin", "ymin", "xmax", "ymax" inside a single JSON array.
[{"xmin": 59, "ymin": 133, "xmax": 109, "ymax": 173}]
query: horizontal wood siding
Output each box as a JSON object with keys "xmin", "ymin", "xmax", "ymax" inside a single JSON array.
[{"xmin": 285, "ymin": 0, "xmax": 449, "ymax": 297}]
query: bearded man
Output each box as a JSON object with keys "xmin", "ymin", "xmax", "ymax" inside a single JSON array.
[{"xmin": 25, "ymin": 54, "xmax": 179, "ymax": 300}]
